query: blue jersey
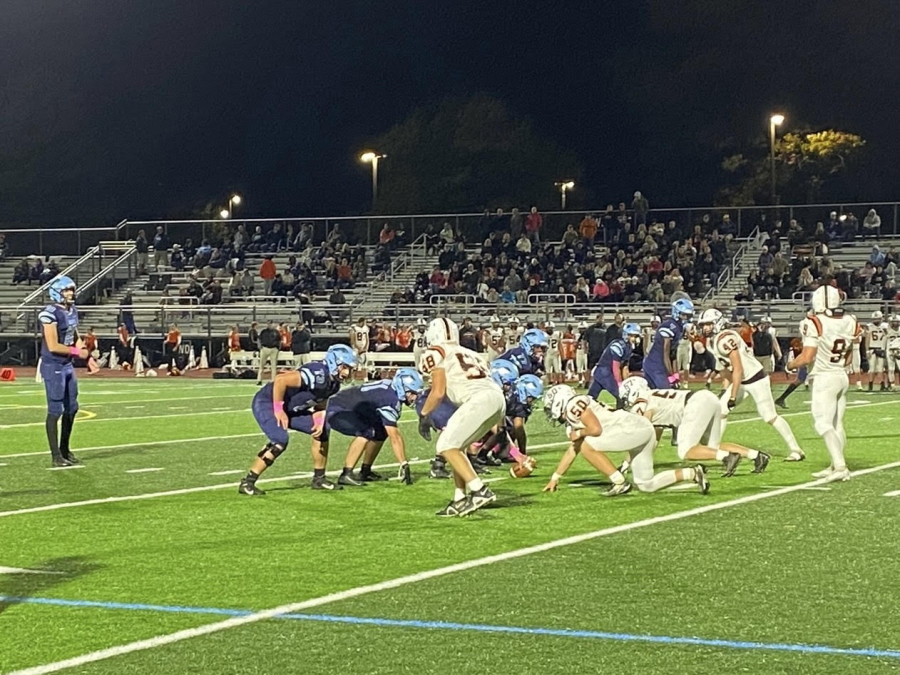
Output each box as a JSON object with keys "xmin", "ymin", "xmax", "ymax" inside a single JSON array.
[
  {"xmin": 498, "ymin": 346, "xmax": 540, "ymax": 376},
  {"xmin": 39, "ymin": 304, "xmax": 79, "ymax": 365},
  {"xmin": 282, "ymin": 361, "xmax": 340, "ymax": 414},
  {"xmin": 504, "ymin": 389, "xmax": 532, "ymax": 421},
  {"xmin": 643, "ymin": 318, "xmax": 683, "ymax": 371},
  {"xmin": 597, "ymin": 339, "xmax": 632, "ymax": 375},
  {"xmin": 416, "ymin": 388, "xmax": 458, "ymax": 431},
  {"xmin": 327, "ymin": 380, "xmax": 401, "ymax": 428}
]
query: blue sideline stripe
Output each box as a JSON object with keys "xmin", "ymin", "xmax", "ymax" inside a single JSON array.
[{"xmin": 3, "ymin": 595, "xmax": 900, "ymax": 660}]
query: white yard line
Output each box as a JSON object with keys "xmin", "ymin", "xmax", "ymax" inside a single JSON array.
[
  {"xmin": 13, "ymin": 459, "xmax": 900, "ymax": 675},
  {"xmin": 45, "ymin": 465, "xmax": 86, "ymax": 471},
  {"xmin": 125, "ymin": 468, "xmax": 164, "ymax": 474},
  {"xmin": 761, "ymin": 485, "xmax": 831, "ymax": 492},
  {"xmin": 208, "ymin": 470, "xmax": 245, "ymax": 476},
  {"xmin": 0, "ymin": 408, "xmax": 249, "ymax": 429},
  {"xmin": 2, "ymin": 433, "xmax": 262, "ymax": 459},
  {"xmin": 883, "ymin": 489, "xmax": 900, "ymax": 497}
]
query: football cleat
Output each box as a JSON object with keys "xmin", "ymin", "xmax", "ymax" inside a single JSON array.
[
  {"xmin": 51, "ymin": 456, "xmax": 74, "ymax": 468},
  {"xmin": 360, "ymin": 469, "xmax": 384, "ymax": 482},
  {"xmin": 480, "ymin": 453, "xmax": 502, "ymax": 467},
  {"xmin": 603, "ymin": 481, "xmax": 633, "ymax": 497},
  {"xmin": 436, "ymin": 497, "xmax": 469, "ymax": 517},
  {"xmin": 812, "ymin": 466, "xmax": 834, "ymax": 479},
  {"xmin": 458, "ymin": 486, "xmax": 497, "ymax": 516},
  {"xmin": 238, "ymin": 479, "xmax": 266, "ymax": 496},
  {"xmin": 311, "ymin": 476, "xmax": 342, "ymax": 490},
  {"xmin": 62, "ymin": 453, "xmax": 81, "ymax": 465},
  {"xmin": 752, "ymin": 451, "xmax": 771, "ymax": 474},
  {"xmin": 784, "ymin": 450, "xmax": 806, "ymax": 462},
  {"xmin": 618, "ymin": 457, "xmax": 631, "ymax": 474},
  {"xmin": 821, "ymin": 467, "xmax": 851, "ymax": 483},
  {"xmin": 721, "ymin": 452, "xmax": 742, "ymax": 478},
  {"xmin": 693, "ymin": 464, "xmax": 710, "ymax": 494},
  {"xmin": 774, "ymin": 398, "xmax": 787, "ymax": 410},
  {"xmin": 397, "ymin": 464, "xmax": 413, "ymax": 485},
  {"xmin": 338, "ymin": 472, "xmax": 365, "ymax": 487},
  {"xmin": 429, "ymin": 459, "xmax": 451, "ymax": 479}
]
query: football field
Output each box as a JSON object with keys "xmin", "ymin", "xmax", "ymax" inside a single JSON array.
[{"xmin": 1, "ymin": 378, "xmax": 900, "ymax": 674}]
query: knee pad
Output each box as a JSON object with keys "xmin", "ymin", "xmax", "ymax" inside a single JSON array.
[{"xmin": 257, "ymin": 443, "xmax": 285, "ymax": 466}]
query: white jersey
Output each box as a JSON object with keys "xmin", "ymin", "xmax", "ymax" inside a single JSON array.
[
  {"xmin": 546, "ymin": 332, "xmax": 561, "ymax": 356},
  {"xmin": 419, "ymin": 343, "xmax": 500, "ymax": 406},
  {"xmin": 351, "ymin": 326, "xmax": 370, "ymax": 353},
  {"xmin": 562, "ymin": 394, "xmax": 620, "ymax": 432},
  {"xmin": 486, "ymin": 328, "xmax": 506, "ymax": 353},
  {"xmin": 799, "ymin": 313, "xmax": 861, "ymax": 375},
  {"xmin": 884, "ymin": 326, "xmax": 900, "ymax": 356},
  {"xmin": 709, "ymin": 328, "xmax": 764, "ymax": 381},
  {"xmin": 506, "ymin": 326, "xmax": 524, "ymax": 346},
  {"xmin": 866, "ymin": 322, "xmax": 887, "ymax": 352},
  {"xmin": 631, "ymin": 389, "xmax": 692, "ymax": 428}
]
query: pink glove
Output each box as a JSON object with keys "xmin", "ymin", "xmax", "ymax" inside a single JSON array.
[
  {"xmin": 668, "ymin": 373, "xmax": 681, "ymax": 384},
  {"xmin": 508, "ymin": 445, "xmax": 525, "ymax": 463}
]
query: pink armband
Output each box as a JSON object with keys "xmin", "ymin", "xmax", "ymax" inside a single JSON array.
[
  {"xmin": 508, "ymin": 445, "xmax": 525, "ymax": 462},
  {"xmin": 273, "ymin": 401, "xmax": 285, "ymax": 414},
  {"xmin": 668, "ymin": 373, "xmax": 681, "ymax": 384},
  {"xmin": 69, "ymin": 347, "xmax": 81, "ymax": 356}
]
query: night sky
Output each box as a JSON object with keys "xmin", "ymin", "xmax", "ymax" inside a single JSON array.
[{"xmin": 1, "ymin": 0, "xmax": 899, "ymax": 224}]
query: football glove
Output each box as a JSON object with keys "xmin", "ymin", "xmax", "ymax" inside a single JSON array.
[
  {"xmin": 418, "ymin": 414, "xmax": 433, "ymax": 441},
  {"xmin": 397, "ymin": 463, "xmax": 413, "ymax": 485}
]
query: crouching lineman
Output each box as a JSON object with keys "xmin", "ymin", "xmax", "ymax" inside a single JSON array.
[
  {"xmin": 697, "ymin": 308, "xmax": 805, "ymax": 462},
  {"xmin": 331, "ymin": 368, "xmax": 424, "ymax": 486},
  {"xmin": 498, "ymin": 328, "xmax": 548, "ymax": 376},
  {"xmin": 787, "ymin": 285, "xmax": 861, "ymax": 482},
  {"xmin": 588, "ymin": 322, "xmax": 641, "ymax": 407},
  {"xmin": 619, "ymin": 376, "xmax": 769, "ymax": 477},
  {"xmin": 478, "ymin": 373, "xmax": 544, "ymax": 468},
  {"xmin": 541, "ymin": 385, "xmax": 709, "ymax": 495},
  {"xmin": 238, "ymin": 344, "xmax": 358, "ymax": 495},
  {"xmin": 418, "ymin": 317, "xmax": 505, "ymax": 517}
]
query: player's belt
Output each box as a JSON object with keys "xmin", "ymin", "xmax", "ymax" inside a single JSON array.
[{"xmin": 741, "ymin": 370, "xmax": 767, "ymax": 385}]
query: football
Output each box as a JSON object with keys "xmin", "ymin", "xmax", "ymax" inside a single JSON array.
[{"xmin": 509, "ymin": 459, "xmax": 535, "ymax": 479}]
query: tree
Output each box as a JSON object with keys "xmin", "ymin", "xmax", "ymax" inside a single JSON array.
[
  {"xmin": 366, "ymin": 95, "xmax": 582, "ymax": 213},
  {"xmin": 718, "ymin": 129, "xmax": 866, "ymax": 206}
]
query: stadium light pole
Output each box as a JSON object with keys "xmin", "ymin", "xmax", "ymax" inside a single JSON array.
[
  {"xmin": 227, "ymin": 194, "xmax": 241, "ymax": 219},
  {"xmin": 360, "ymin": 152, "xmax": 385, "ymax": 208},
  {"xmin": 219, "ymin": 208, "xmax": 230, "ymax": 219},
  {"xmin": 769, "ymin": 114, "xmax": 785, "ymax": 205},
  {"xmin": 555, "ymin": 181, "xmax": 575, "ymax": 210}
]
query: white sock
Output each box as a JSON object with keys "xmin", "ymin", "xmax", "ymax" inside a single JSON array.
[
  {"xmin": 747, "ymin": 449, "xmax": 759, "ymax": 459},
  {"xmin": 822, "ymin": 429, "xmax": 847, "ymax": 471},
  {"xmin": 609, "ymin": 470, "xmax": 625, "ymax": 485},
  {"xmin": 636, "ymin": 470, "xmax": 680, "ymax": 493},
  {"xmin": 720, "ymin": 415, "xmax": 729, "ymax": 436},
  {"xmin": 682, "ymin": 467, "xmax": 696, "ymax": 481},
  {"xmin": 715, "ymin": 449, "xmax": 728, "ymax": 460},
  {"xmin": 453, "ymin": 488, "xmax": 466, "ymax": 502},
  {"xmin": 771, "ymin": 416, "xmax": 800, "ymax": 452},
  {"xmin": 466, "ymin": 478, "xmax": 485, "ymax": 493}
]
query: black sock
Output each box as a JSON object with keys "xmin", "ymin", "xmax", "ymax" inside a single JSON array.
[
  {"xmin": 361, "ymin": 463, "xmax": 372, "ymax": 474},
  {"xmin": 340, "ymin": 467, "xmax": 352, "ymax": 476},
  {"xmin": 779, "ymin": 383, "xmax": 800, "ymax": 401},
  {"xmin": 45, "ymin": 414, "xmax": 61, "ymax": 460},
  {"xmin": 60, "ymin": 413, "xmax": 76, "ymax": 455},
  {"xmin": 245, "ymin": 471, "xmax": 259, "ymax": 483},
  {"xmin": 313, "ymin": 468, "xmax": 325, "ymax": 478}
]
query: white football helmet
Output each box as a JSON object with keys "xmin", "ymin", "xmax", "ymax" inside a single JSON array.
[
  {"xmin": 890, "ymin": 314, "xmax": 900, "ymax": 328},
  {"xmin": 578, "ymin": 320, "xmax": 588, "ymax": 329},
  {"xmin": 651, "ymin": 315, "xmax": 661, "ymax": 328},
  {"xmin": 544, "ymin": 384, "xmax": 576, "ymax": 425},
  {"xmin": 697, "ymin": 308, "xmax": 725, "ymax": 336},
  {"xmin": 811, "ymin": 285, "xmax": 842, "ymax": 316},
  {"xmin": 491, "ymin": 314, "xmax": 501, "ymax": 325},
  {"xmin": 619, "ymin": 376, "xmax": 650, "ymax": 408},
  {"xmin": 872, "ymin": 310, "xmax": 884, "ymax": 321},
  {"xmin": 546, "ymin": 320, "xmax": 556, "ymax": 329},
  {"xmin": 425, "ymin": 317, "xmax": 459, "ymax": 346}
]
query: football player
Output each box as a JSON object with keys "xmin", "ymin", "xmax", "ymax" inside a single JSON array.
[
  {"xmin": 39, "ymin": 276, "xmax": 89, "ymax": 467},
  {"xmin": 418, "ymin": 317, "xmax": 506, "ymax": 516},
  {"xmin": 698, "ymin": 308, "xmax": 804, "ymax": 461},
  {"xmin": 544, "ymin": 322, "xmax": 563, "ymax": 384},
  {"xmin": 675, "ymin": 321, "xmax": 695, "ymax": 383},
  {"xmin": 575, "ymin": 321, "xmax": 589, "ymax": 383},
  {"xmin": 349, "ymin": 317, "xmax": 370, "ymax": 380},
  {"xmin": 619, "ymin": 376, "xmax": 769, "ymax": 477},
  {"xmin": 332, "ymin": 368, "xmax": 424, "ymax": 486},
  {"xmin": 541, "ymin": 385, "xmax": 709, "ymax": 495},
  {"xmin": 865, "ymin": 310, "xmax": 887, "ymax": 391},
  {"xmin": 587, "ymin": 322, "xmax": 642, "ymax": 407},
  {"xmin": 412, "ymin": 318, "xmax": 429, "ymax": 368},
  {"xmin": 774, "ymin": 337, "xmax": 809, "ymax": 409},
  {"xmin": 885, "ymin": 314, "xmax": 900, "ymax": 391},
  {"xmin": 787, "ymin": 285, "xmax": 861, "ymax": 482},
  {"xmin": 642, "ymin": 298, "xmax": 694, "ymax": 389},
  {"xmin": 478, "ymin": 373, "xmax": 544, "ymax": 467},
  {"xmin": 238, "ymin": 344, "xmax": 357, "ymax": 495},
  {"xmin": 498, "ymin": 328, "xmax": 549, "ymax": 376},
  {"xmin": 642, "ymin": 315, "xmax": 661, "ymax": 356},
  {"xmin": 484, "ymin": 315, "xmax": 506, "ymax": 361}
]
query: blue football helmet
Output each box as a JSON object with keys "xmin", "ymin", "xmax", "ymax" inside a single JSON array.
[
  {"xmin": 49, "ymin": 275, "xmax": 77, "ymax": 304},
  {"xmin": 622, "ymin": 322, "xmax": 641, "ymax": 343},
  {"xmin": 325, "ymin": 344, "xmax": 358, "ymax": 377},
  {"xmin": 515, "ymin": 374, "xmax": 544, "ymax": 405},
  {"xmin": 671, "ymin": 298, "xmax": 695, "ymax": 323},
  {"xmin": 490, "ymin": 358, "xmax": 520, "ymax": 389},
  {"xmin": 392, "ymin": 367, "xmax": 424, "ymax": 403},
  {"xmin": 520, "ymin": 328, "xmax": 549, "ymax": 357}
]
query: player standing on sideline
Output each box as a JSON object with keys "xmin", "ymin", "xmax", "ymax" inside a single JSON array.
[
  {"xmin": 544, "ymin": 322, "xmax": 563, "ymax": 385},
  {"xmin": 576, "ymin": 320, "xmax": 589, "ymax": 382},
  {"xmin": 412, "ymin": 318, "xmax": 429, "ymax": 368},
  {"xmin": 541, "ymin": 385, "xmax": 709, "ymax": 495},
  {"xmin": 484, "ymin": 315, "xmax": 506, "ymax": 361},
  {"xmin": 238, "ymin": 344, "xmax": 357, "ymax": 495},
  {"xmin": 642, "ymin": 316, "xmax": 661, "ymax": 356},
  {"xmin": 417, "ymin": 318, "xmax": 505, "ymax": 517},
  {"xmin": 39, "ymin": 276, "xmax": 89, "ymax": 467},
  {"xmin": 698, "ymin": 308, "xmax": 805, "ymax": 461},
  {"xmin": 865, "ymin": 311, "xmax": 887, "ymax": 391},
  {"xmin": 775, "ymin": 337, "xmax": 810, "ymax": 409},
  {"xmin": 788, "ymin": 285, "xmax": 861, "ymax": 482},
  {"xmin": 332, "ymin": 368, "xmax": 424, "ymax": 486},
  {"xmin": 642, "ymin": 299, "xmax": 694, "ymax": 389},
  {"xmin": 498, "ymin": 328, "xmax": 548, "ymax": 376},
  {"xmin": 560, "ymin": 325, "xmax": 577, "ymax": 382},
  {"xmin": 349, "ymin": 317, "xmax": 370, "ymax": 380},
  {"xmin": 620, "ymin": 376, "xmax": 769, "ymax": 477},
  {"xmin": 884, "ymin": 314, "xmax": 900, "ymax": 391},
  {"xmin": 675, "ymin": 321, "xmax": 695, "ymax": 383},
  {"xmin": 587, "ymin": 323, "xmax": 641, "ymax": 406},
  {"xmin": 164, "ymin": 323, "xmax": 182, "ymax": 375}
]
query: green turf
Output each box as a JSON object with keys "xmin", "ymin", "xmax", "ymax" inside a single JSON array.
[{"xmin": 1, "ymin": 378, "xmax": 899, "ymax": 674}]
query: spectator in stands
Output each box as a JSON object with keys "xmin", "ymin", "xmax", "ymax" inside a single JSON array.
[
  {"xmin": 29, "ymin": 258, "xmax": 43, "ymax": 284},
  {"xmin": 579, "ymin": 213, "xmax": 598, "ymax": 247},
  {"xmin": 120, "ymin": 292, "xmax": 137, "ymax": 334},
  {"xmin": 525, "ymin": 206, "xmax": 543, "ymax": 243},
  {"xmin": 813, "ymin": 221, "xmax": 830, "ymax": 252},
  {"xmin": 863, "ymin": 209, "xmax": 882, "ymax": 238},
  {"xmin": 182, "ymin": 238, "xmax": 196, "ymax": 261},
  {"xmin": 440, "ymin": 222, "xmax": 455, "ymax": 245},
  {"xmin": 336, "ymin": 257, "xmax": 354, "ymax": 288},
  {"xmin": 509, "ymin": 208, "xmax": 523, "ymax": 240},
  {"xmin": 631, "ymin": 191, "xmax": 649, "ymax": 225},
  {"xmin": 170, "ymin": 244, "xmax": 185, "ymax": 272},
  {"xmin": 772, "ymin": 251, "xmax": 790, "ymax": 278},
  {"xmin": 259, "ymin": 256, "xmax": 276, "ymax": 297},
  {"xmin": 562, "ymin": 223, "xmax": 578, "ymax": 247},
  {"xmin": 870, "ymin": 245, "xmax": 886, "ymax": 267},
  {"xmin": 757, "ymin": 245, "xmax": 774, "ymax": 273},
  {"xmin": 12, "ymin": 259, "xmax": 30, "ymax": 285},
  {"xmin": 193, "ymin": 240, "xmax": 212, "ymax": 269},
  {"xmin": 379, "ymin": 223, "xmax": 396, "ymax": 248},
  {"xmin": 233, "ymin": 224, "xmax": 248, "ymax": 250},
  {"xmin": 329, "ymin": 287, "xmax": 346, "ymax": 305},
  {"xmin": 842, "ymin": 213, "xmax": 859, "ymax": 241},
  {"xmin": 153, "ymin": 226, "xmax": 170, "ymax": 271},
  {"xmin": 135, "ymin": 230, "xmax": 149, "ymax": 273},
  {"xmin": 500, "ymin": 284, "xmax": 516, "ymax": 303},
  {"xmin": 238, "ymin": 268, "xmax": 254, "ymax": 296},
  {"xmin": 201, "ymin": 279, "xmax": 223, "ymax": 305},
  {"xmin": 826, "ymin": 211, "xmax": 842, "ymax": 240},
  {"xmin": 516, "ymin": 233, "xmax": 532, "ymax": 255},
  {"xmin": 719, "ymin": 213, "xmax": 737, "ymax": 237}
]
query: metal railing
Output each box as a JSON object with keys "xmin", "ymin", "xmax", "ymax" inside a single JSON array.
[{"xmin": 701, "ymin": 226, "xmax": 762, "ymax": 304}]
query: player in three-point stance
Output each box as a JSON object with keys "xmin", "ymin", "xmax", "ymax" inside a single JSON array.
[
  {"xmin": 331, "ymin": 368, "xmax": 424, "ymax": 486},
  {"xmin": 477, "ymin": 372, "xmax": 544, "ymax": 469},
  {"xmin": 619, "ymin": 376, "xmax": 769, "ymax": 477},
  {"xmin": 787, "ymin": 285, "xmax": 861, "ymax": 482},
  {"xmin": 497, "ymin": 328, "xmax": 548, "ymax": 376},
  {"xmin": 39, "ymin": 276, "xmax": 89, "ymax": 467},
  {"xmin": 587, "ymin": 322, "xmax": 641, "ymax": 407},
  {"xmin": 238, "ymin": 344, "xmax": 357, "ymax": 495},
  {"xmin": 417, "ymin": 317, "xmax": 506, "ymax": 517},
  {"xmin": 697, "ymin": 308, "xmax": 805, "ymax": 462},
  {"xmin": 541, "ymin": 385, "xmax": 709, "ymax": 496},
  {"xmin": 642, "ymin": 298, "xmax": 694, "ymax": 389}
]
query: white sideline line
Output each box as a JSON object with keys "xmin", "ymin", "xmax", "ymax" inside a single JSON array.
[
  {"xmin": 13, "ymin": 460, "xmax": 900, "ymax": 675},
  {"xmin": 2, "ymin": 433, "xmax": 262, "ymax": 459},
  {"xmin": 1, "ymin": 394, "xmax": 250, "ymax": 410},
  {"xmin": 125, "ymin": 468, "xmax": 164, "ymax": 474},
  {"xmin": 884, "ymin": 489, "xmax": 900, "ymax": 497},
  {"xmin": 209, "ymin": 470, "xmax": 244, "ymax": 476},
  {"xmin": 762, "ymin": 485, "xmax": 831, "ymax": 492},
  {"xmin": 45, "ymin": 465, "xmax": 86, "ymax": 471},
  {"xmin": 0, "ymin": 408, "xmax": 249, "ymax": 429}
]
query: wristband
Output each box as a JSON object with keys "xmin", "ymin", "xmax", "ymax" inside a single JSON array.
[
  {"xmin": 69, "ymin": 346, "xmax": 81, "ymax": 356},
  {"xmin": 273, "ymin": 401, "xmax": 285, "ymax": 414},
  {"xmin": 551, "ymin": 472, "xmax": 562, "ymax": 482},
  {"xmin": 668, "ymin": 373, "xmax": 680, "ymax": 384}
]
